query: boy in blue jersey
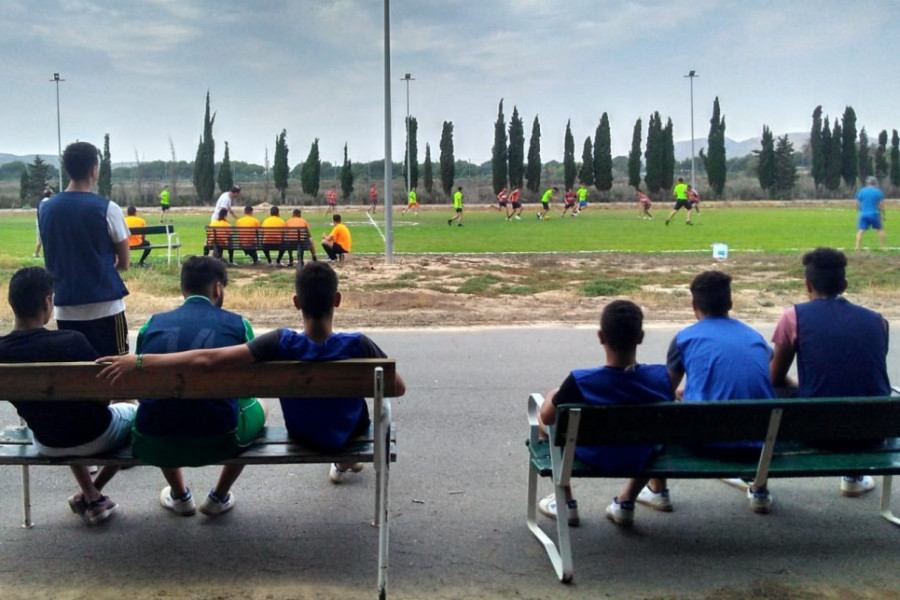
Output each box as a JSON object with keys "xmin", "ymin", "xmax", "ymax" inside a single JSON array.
[
  {"xmin": 98, "ymin": 262, "xmax": 406, "ymax": 484},
  {"xmin": 536, "ymin": 300, "xmax": 674, "ymax": 528},
  {"xmin": 854, "ymin": 176, "xmax": 886, "ymax": 250}
]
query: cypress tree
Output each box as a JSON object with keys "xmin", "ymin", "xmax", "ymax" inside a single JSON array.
[
  {"xmin": 662, "ymin": 117, "xmax": 675, "ymax": 191},
  {"xmin": 857, "ymin": 128, "xmax": 872, "ymax": 185},
  {"xmin": 340, "ymin": 143, "xmax": 354, "ymax": 199},
  {"xmin": 424, "ymin": 143, "xmax": 434, "ymax": 195},
  {"xmin": 525, "ymin": 116, "xmax": 542, "ymax": 193},
  {"xmin": 300, "ymin": 138, "xmax": 321, "ymax": 198},
  {"xmin": 890, "ymin": 130, "xmax": 900, "ymax": 188},
  {"xmin": 841, "ymin": 106, "xmax": 858, "ymax": 188},
  {"xmin": 757, "ymin": 125, "xmax": 776, "ymax": 192},
  {"xmin": 193, "ymin": 91, "xmax": 216, "ymax": 203},
  {"xmin": 627, "ymin": 118, "xmax": 642, "ymax": 189},
  {"xmin": 439, "ymin": 121, "xmax": 455, "ymax": 196},
  {"xmin": 821, "ymin": 117, "xmax": 832, "ymax": 190},
  {"xmin": 508, "ymin": 106, "xmax": 525, "ymax": 189},
  {"xmin": 705, "ymin": 97, "xmax": 727, "ymax": 196},
  {"xmin": 274, "ymin": 130, "xmax": 289, "ymax": 200},
  {"xmin": 491, "ymin": 99, "xmax": 508, "ymax": 195},
  {"xmin": 644, "ymin": 112, "xmax": 663, "ymax": 193},
  {"xmin": 825, "ymin": 120, "xmax": 843, "ymax": 191},
  {"xmin": 563, "ymin": 120, "xmax": 576, "ymax": 191},
  {"xmin": 594, "ymin": 113, "xmax": 612, "ymax": 193},
  {"xmin": 772, "ymin": 134, "xmax": 797, "ymax": 197},
  {"xmin": 217, "ymin": 141, "xmax": 234, "ymax": 193},
  {"xmin": 875, "ymin": 130, "xmax": 889, "ymax": 182},
  {"xmin": 18, "ymin": 167, "xmax": 30, "ymax": 203},
  {"xmin": 98, "ymin": 134, "xmax": 112, "ymax": 199},
  {"xmin": 579, "ymin": 137, "xmax": 594, "ymax": 186},
  {"xmin": 810, "ymin": 106, "xmax": 824, "ymax": 189},
  {"xmin": 403, "ymin": 116, "xmax": 419, "ymax": 190}
]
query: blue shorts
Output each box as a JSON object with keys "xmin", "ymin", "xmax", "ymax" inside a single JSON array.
[{"xmin": 858, "ymin": 214, "xmax": 882, "ymax": 231}]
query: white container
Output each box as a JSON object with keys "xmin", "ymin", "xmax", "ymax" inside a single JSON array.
[{"xmin": 712, "ymin": 243, "xmax": 728, "ymax": 260}]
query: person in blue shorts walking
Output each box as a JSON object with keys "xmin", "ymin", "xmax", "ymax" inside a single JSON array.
[{"xmin": 855, "ymin": 176, "xmax": 886, "ymax": 250}]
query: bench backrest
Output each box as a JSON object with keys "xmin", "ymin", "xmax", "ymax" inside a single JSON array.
[
  {"xmin": 129, "ymin": 225, "xmax": 175, "ymax": 236},
  {"xmin": 205, "ymin": 226, "xmax": 311, "ymax": 249},
  {"xmin": 554, "ymin": 397, "xmax": 900, "ymax": 447},
  {"xmin": 0, "ymin": 359, "xmax": 399, "ymax": 401}
]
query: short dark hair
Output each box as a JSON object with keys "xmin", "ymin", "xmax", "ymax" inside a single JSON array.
[
  {"xmin": 127, "ymin": 205, "xmax": 137, "ymax": 216},
  {"xmin": 217, "ymin": 208, "xmax": 228, "ymax": 220},
  {"xmin": 332, "ymin": 214, "xmax": 342, "ymax": 223},
  {"xmin": 62, "ymin": 141, "xmax": 99, "ymax": 181},
  {"xmin": 231, "ymin": 185, "xmax": 241, "ymax": 194},
  {"xmin": 8, "ymin": 267, "xmax": 53, "ymax": 320},
  {"xmin": 803, "ymin": 247, "xmax": 847, "ymax": 296},
  {"xmin": 180, "ymin": 255, "xmax": 228, "ymax": 297},
  {"xmin": 294, "ymin": 262, "xmax": 338, "ymax": 320},
  {"xmin": 600, "ymin": 300, "xmax": 643, "ymax": 352},
  {"xmin": 270, "ymin": 206, "xmax": 280, "ymax": 216},
  {"xmin": 292, "ymin": 209, "xmax": 302, "ymax": 217},
  {"xmin": 243, "ymin": 204, "xmax": 253, "ymax": 214},
  {"xmin": 690, "ymin": 271, "xmax": 732, "ymax": 317}
]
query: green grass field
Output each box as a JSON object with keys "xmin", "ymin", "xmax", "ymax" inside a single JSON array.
[{"xmin": 0, "ymin": 203, "xmax": 880, "ymax": 264}]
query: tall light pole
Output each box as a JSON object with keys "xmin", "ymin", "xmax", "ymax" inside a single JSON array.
[
  {"xmin": 684, "ymin": 70, "xmax": 698, "ymax": 189},
  {"xmin": 400, "ymin": 73, "xmax": 414, "ymax": 195},
  {"xmin": 383, "ymin": 0, "xmax": 394, "ymax": 264},
  {"xmin": 50, "ymin": 72, "xmax": 65, "ymax": 190}
]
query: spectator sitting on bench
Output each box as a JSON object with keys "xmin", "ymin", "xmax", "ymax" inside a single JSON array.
[
  {"xmin": 0, "ymin": 267, "xmax": 136, "ymax": 525},
  {"xmin": 124, "ymin": 205, "xmax": 152, "ymax": 267},
  {"xmin": 128, "ymin": 256, "xmax": 267, "ymax": 517},
  {"xmin": 97, "ymin": 262, "xmax": 405, "ymax": 484},
  {"xmin": 665, "ymin": 271, "xmax": 776, "ymax": 514},
  {"xmin": 537, "ymin": 300, "xmax": 673, "ymax": 528},
  {"xmin": 261, "ymin": 205, "xmax": 287, "ymax": 266},
  {"xmin": 322, "ymin": 214, "xmax": 351, "ymax": 262},
  {"xmin": 770, "ymin": 247, "xmax": 890, "ymax": 498},
  {"xmin": 235, "ymin": 204, "xmax": 261, "ymax": 265},
  {"xmin": 209, "ymin": 208, "xmax": 235, "ymax": 265},
  {"xmin": 285, "ymin": 208, "xmax": 315, "ymax": 266}
]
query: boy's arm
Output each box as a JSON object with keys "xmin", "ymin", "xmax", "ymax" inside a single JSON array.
[{"xmin": 96, "ymin": 344, "xmax": 254, "ymax": 384}]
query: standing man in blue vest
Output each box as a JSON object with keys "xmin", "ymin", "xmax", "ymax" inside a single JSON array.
[
  {"xmin": 770, "ymin": 247, "xmax": 890, "ymax": 497},
  {"xmin": 39, "ymin": 141, "xmax": 131, "ymax": 356}
]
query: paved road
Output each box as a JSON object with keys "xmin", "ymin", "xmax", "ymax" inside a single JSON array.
[{"xmin": 1, "ymin": 325, "xmax": 899, "ymax": 600}]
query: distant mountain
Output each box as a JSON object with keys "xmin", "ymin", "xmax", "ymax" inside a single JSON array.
[
  {"xmin": 673, "ymin": 132, "xmax": 810, "ymax": 161},
  {"xmin": 0, "ymin": 153, "xmax": 60, "ymax": 166}
]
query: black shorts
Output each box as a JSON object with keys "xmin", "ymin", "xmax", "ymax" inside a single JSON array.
[
  {"xmin": 58, "ymin": 311, "xmax": 129, "ymax": 356},
  {"xmin": 455, "ymin": 208, "xmax": 463, "ymax": 213},
  {"xmin": 673, "ymin": 199, "xmax": 691, "ymax": 211},
  {"xmin": 511, "ymin": 202, "xmax": 522, "ymax": 209},
  {"xmin": 498, "ymin": 201, "xmax": 508, "ymax": 207},
  {"xmin": 160, "ymin": 205, "xmax": 170, "ymax": 212}
]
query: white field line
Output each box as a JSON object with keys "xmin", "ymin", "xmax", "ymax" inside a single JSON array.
[{"xmin": 365, "ymin": 211, "xmax": 387, "ymax": 243}]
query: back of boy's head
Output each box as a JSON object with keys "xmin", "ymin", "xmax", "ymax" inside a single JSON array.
[
  {"xmin": 127, "ymin": 205, "xmax": 137, "ymax": 216},
  {"xmin": 62, "ymin": 141, "xmax": 99, "ymax": 181},
  {"xmin": 333, "ymin": 214, "xmax": 342, "ymax": 223},
  {"xmin": 217, "ymin": 208, "xmax": 228, "ymax": 220},
  {"xmin": 270, "ymin": 206, "xmax": 279, "ymax": 216},
  {"xmin": 690, "ymin": 271, "xmax": 732, "ymax": 317},
  {"xmin": 600, "ymin": 300, "xmax": 643, "ymax": 352},
  {"xmin": 294, "ymin": 262, "xmax": 338, "ymax": 320},
  {"xmin": 803, "ymin": 247, "xmax": 846, "ymax": 296},
  {"xmin": 181, "ymin": 255, "xmax": 228, "ymax": 297},
  {"xmin": 292, "ymin": 209, "xmax": 302, "ymax": 217},
  {"xmin": 243, "ymin": 204, "xmax": 253, "ymax": 214},
  {"xmin": 8, "ymin": 267, "xmax": 53, "ymax": 320}
]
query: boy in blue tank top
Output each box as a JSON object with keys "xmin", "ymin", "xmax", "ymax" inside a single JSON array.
[
  {"xmin": 97, "ymin": 262, "xmax": 406, "ymax": 486},
  {"xmin": 536, "ymin": 300, "xmax": 674, "ymax": 528}
]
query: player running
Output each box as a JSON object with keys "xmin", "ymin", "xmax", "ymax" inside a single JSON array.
[
  {"xmin": 561, "ymin": 188, "xmax": 577, "ymax": 218},
  {"xmin": 636, "ymin": 189, "xmax": 653, "ymax": 219},
  {"xmin": 508, "ymin": 187, "xmax": 524, "ymax": 220}
]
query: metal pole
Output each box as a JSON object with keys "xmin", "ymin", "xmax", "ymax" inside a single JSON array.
[
  {"xmin": 685, "ymin": 70, "xmax": 698, "ymax": 189},
  {"xmin": 51, "ymin": 73, "xmax": 64, "ymax": 190},
  {"xmin": 383, "ymin": 0, "xmax": 394, "ymax": 264},
  {"xmin": 401, "ymin": 74, "xmax": 414, "ymax": 196}
]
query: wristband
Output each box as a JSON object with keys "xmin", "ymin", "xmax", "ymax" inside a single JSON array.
[{"xmin": 135, "ymin": 354, "xmax": 143, "ymax": 370}]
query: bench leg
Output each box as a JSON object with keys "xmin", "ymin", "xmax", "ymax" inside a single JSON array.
[
  {"xmin": 525, "ymin": 448, "xmax": 574, "ymax": 583},
  {"xmin": 881, "ymin": 475, "xmax": 900, "ymax": 527},
  {"xmin": 372, "ymin": 367, "xmax": 390, "ymax": 599},
  {"xmin": 22, "ymin": 465, "xmax": 33, "ymax": 528}
]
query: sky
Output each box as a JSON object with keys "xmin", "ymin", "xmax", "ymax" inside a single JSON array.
[{"xmin": 2, "ymin": 0, "xmax": 898, "ymax": 168}]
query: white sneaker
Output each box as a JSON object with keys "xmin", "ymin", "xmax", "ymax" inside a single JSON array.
[
  {"xmin": 160, "ymin": 486, "xmax": 196, "ymax": 516},
  {"xmin": 840, "ymin": 476, "xmax": 876, "ymax": 497},
  {"xmin": 199, "ymin": 490, "xmax": 235, "ymax": 516},
  {"xmin": 605, "ymin": 497, "xmax": 635, "ymax": 527},
  {"xmin": 538, "ymin": 493, "xmax": 580, "ymax": 527},
  {"xmin": 747, "ymin": 487, "xmax": 772, "ymax": 514},
  {"xmin": 329, "ymin": 462, "xmax": 363, "ymax": 484},
  {"xmin": 636, "ymin": 485, "xmax": 673, "ymax": 512}
]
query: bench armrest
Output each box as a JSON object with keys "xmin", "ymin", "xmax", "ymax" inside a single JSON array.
[{"xmin": 528, "ymin": 393, "xmax": 544, "ymax": 447}]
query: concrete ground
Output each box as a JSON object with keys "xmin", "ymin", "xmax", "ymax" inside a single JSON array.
[{"xmin": 1, "ymin": 325, "xmax": 899, "ymax": 600}]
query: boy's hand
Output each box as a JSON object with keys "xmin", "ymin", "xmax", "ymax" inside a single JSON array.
[{"xmin": 96, "ymin": 354, "xmax": 138, "ymax": 384}]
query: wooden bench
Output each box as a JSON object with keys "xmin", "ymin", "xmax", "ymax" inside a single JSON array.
[
  {"xmin": 204, "ymin": 226, "xmax": 314, "ymax": 265},
  {"xmin": 0, "ymin": 359, "xmax": 400, "ymax": 599},
  {"xmin": 526, "ymin": 393, "xmax": 900, "ymax": 583},
  {"xmin": 129, "ymin": 225, "xmax": 182, "ymax": 265}
]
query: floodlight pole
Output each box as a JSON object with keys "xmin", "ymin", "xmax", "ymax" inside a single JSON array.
[
  {"xmin": 401, "ymin": 73, "xmax": 414, "ymax": 195},
  {"xmin": 684, "ymin": 70, "xmax": 698, "ymax": 189},
  {"xmin": 51, "ymin": 72, "xmax": 65, "ymax": 190},
  {"xmin": 383, "ymin": 0, "xmax": 394, "ymax": 264}
]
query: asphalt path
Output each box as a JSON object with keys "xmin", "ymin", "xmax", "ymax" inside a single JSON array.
[{"xmin": 1, "ymin": 324, "xmax": 899, "ymax": 600}]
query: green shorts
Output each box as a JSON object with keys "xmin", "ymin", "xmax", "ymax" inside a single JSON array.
[{"xmin": 132, "ymin": 398, "xmax": 266, "ymax": 468}]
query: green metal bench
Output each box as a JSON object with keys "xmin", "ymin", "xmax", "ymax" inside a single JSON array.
[
  {"xmin": 526, "ymin": 393, "xmax": 900, "ymax": 583},
  {"xmin": 129, "ymin": 224, "xmax": 182, "ymax": 265},
  {"xmin": 0, "ymin": 359, "xmax": 400, "ymax": 599}
]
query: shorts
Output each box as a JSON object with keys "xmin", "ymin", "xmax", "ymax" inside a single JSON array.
[
  {"xmin": 564, "ymin": 202, "xmax": 575, "ymax": 209},
  {"xmin": 541, "ymin": 202, "xmax": 550, "ymax": 210},
  {"xmin": 579, "ymin": 201, "xmax": 587, "ymax": 207},
  {"xmin": 58, "ymin": 311, "xmax": 129, "ymax": 356},
  {"xmin": 455, "ymin": 207, "xmax": 463, "ymax": 213},
  {"xmin": 132, "ymin": 398, "xmax": 266, "ymax": 468},
  {"xmin": 498, "ymin": 201, "xmax": 508, "ymax": 207},
  {"xmin": 161, "ymin": 204, "xmax": 170, "ymax": 212},
  {"xmin": 33, "ymin": 403, "xmax": 137, "ymax": 457},
  {"xmin": 511, "ymin": 202, "xmax": 522, "ymax": 209},
  {"xmin": 858, "ymin": 214, "xmax": 882, "ymax": 231},
  {"xmin": 408, "ymin": 202, "xmax": 418, "ymax": 208},
  {"xmin": 672, "ymin": 199, "xmax": 691, "ymax": 211}
]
